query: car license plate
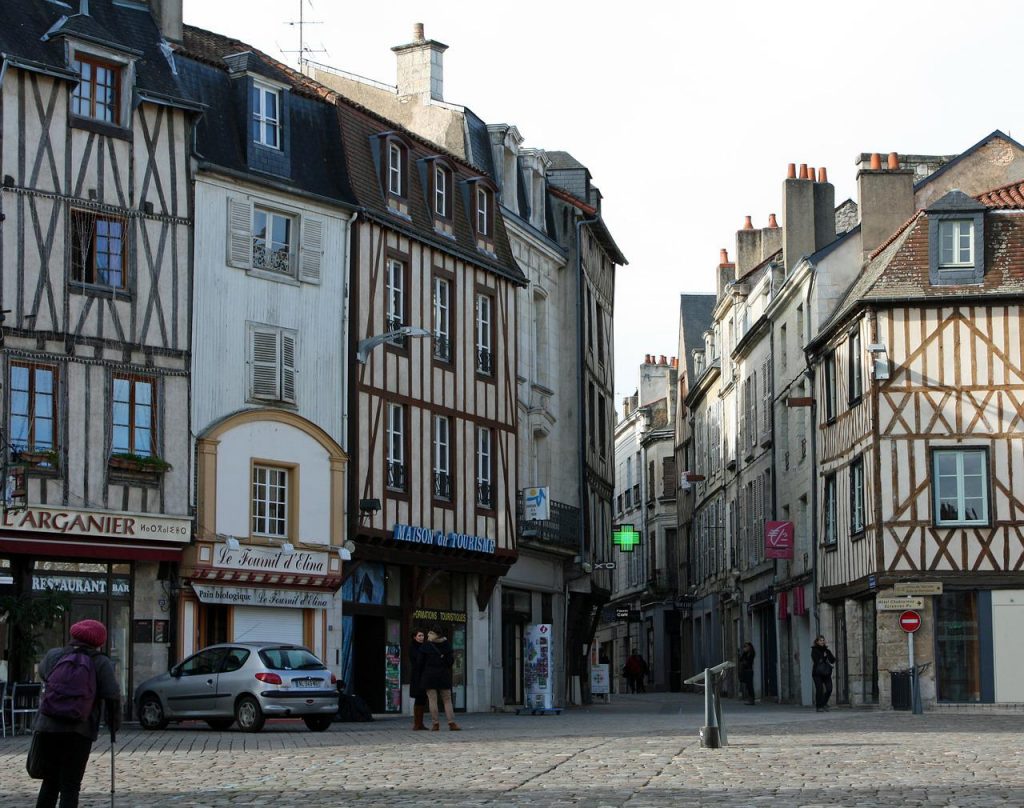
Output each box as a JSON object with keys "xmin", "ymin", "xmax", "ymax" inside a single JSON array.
[{"xmin": 292, "ymin": 678, "xmax": 322, "ymax": 688}]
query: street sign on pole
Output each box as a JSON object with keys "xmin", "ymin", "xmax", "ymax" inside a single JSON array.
[
  {"xmin": 894, "ymin": 582, "xmax": 943, "ymax": 596},
  {"xmin": 899, "ymin": 610, "xmax": 922, "ymax": 633},
  {"xmin": 877, "ymin": 596, "xmax": 925, "ymax": 611}
]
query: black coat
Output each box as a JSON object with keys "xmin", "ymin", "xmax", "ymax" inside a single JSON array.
[
  {"xmin": 811, "ymin": 644, "xmax": 836, "ymax": 678},
  {"xmin": 409, "ymin": 641, "xmax": 426, "ymax": 699},
  {"xmin": 420, "ymin": 637, "xmax": 454, "ymax": 690}
]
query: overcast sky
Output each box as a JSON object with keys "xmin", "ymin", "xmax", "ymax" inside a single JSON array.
[{"xmin": 184, "ymin": 0, "xmax": 1024, "ymax": 404}]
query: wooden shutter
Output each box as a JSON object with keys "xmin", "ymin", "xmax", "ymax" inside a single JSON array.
[
  {"xmin": 250, "ymin": 327, "xmax": 280, "ymax": 400},
  {"xmin": 227, "ymin": 197, "xmax": 253, "ymax": 268},
  {"xmin": 281, "ymin": 331, "xmax": 297, "ymax": 403},
  {"xmin": 299, "ymin": 216, "xmax": 323, "ymax": 284}
]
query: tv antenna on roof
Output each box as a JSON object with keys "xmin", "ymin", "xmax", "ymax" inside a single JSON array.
[{"xmin": 281, "ymin": 0, "xmax": 327, "ymax": 72}]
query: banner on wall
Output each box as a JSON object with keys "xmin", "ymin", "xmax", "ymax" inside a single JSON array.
[{"xmin": 524, "ymin": 623, "xmax": 553, "ymax": 709}]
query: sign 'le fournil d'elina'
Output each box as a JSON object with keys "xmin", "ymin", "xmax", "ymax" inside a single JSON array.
[
  {"xmin": 213, "ymin": 543, "xmax": 329, "ymax": 576},
  {"xmin": 392, "ymin": 524, "xmax": 496, "ymax": 554}
]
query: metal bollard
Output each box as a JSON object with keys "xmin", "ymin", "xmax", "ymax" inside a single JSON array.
[{"xmin": 699, "ymin": 667, "xmax": 721, "ymax": 748}]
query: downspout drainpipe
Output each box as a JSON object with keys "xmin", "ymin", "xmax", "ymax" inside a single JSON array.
[
  {"xmin": 573, "ymin": 211, "xmax": 600, "ymax": 704},
  {"xmin": 768, "ymin": 292, "xmax": 781, "ymax": 703},
  {"xmin": 802, "ymin": 259, "xmax": 821, "ymax": 638}
]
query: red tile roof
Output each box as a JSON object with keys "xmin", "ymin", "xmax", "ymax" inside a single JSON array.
[{"xmin": 976, "ymin": 179, "xmax": 1024, "ymax": 209}]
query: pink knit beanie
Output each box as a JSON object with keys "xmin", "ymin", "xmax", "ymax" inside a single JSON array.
[{"xmin": 70, "ymin": 619, "xmax": 107, "ymax": 648}]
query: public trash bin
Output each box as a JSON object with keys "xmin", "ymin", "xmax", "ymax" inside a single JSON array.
[{"xmin": 890, "ymin": 670, "xmax": 912, "ymax": 711}]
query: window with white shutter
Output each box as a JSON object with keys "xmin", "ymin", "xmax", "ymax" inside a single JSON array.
[
  {"xmin": 227, "ymin": 197, "xmax": 253, "ymax": 268},
  {"xmin": 299, "ymin": 217, "xmax": 323, "ymax": 284},
  {"xmin": 248, "ymin": 323, "xmax": 298, "ymax": 404}
]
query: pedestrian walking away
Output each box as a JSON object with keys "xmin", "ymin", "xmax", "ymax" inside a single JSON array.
[
  {"xmin": 421, "ymin": 627, "xmax": 460, "ymax": 731},
  {"xmin": 623, "ymin": 650, "xmax": 649, "ymax": 694},
  {"xmin": 409, "ymin": 628, "xmax": 428, "ymax": 730},
  {"xmin": 811, "ymin": 635, "xmax": 837, "ymax": 712},
  {"xmin": 30, "ymin": 619, "xmax": 121, "ymax": 808},
  {"xmin": 738, "ymin": 641, "xmax": 756, "ymax": 704}
]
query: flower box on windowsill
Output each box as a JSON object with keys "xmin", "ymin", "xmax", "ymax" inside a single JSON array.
[
  {"xmin": 14, "ymin": 450, "xmax": 60, "ymax": 470},
  {"xmin": 108, "ymin": 454, "xmax": 172, "ymax": 474}
]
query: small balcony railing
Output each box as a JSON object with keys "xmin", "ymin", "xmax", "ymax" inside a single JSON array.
[
  {"xmin": 476, "ymin": 481, "xmax": 493, "ymax": 508},
  {"xmin": 476, "ymin": 347, "xmax": 493, "ymax": 375},
  {"xmin": 516, "ymin": 492, "xmax": 580, "ymax": 550},
  {"xmin": 387, "ymin": 461, "xmax": 406, "ymax": 491},
  {"xmin": 433, "ymin": 471, "xmax": 451, "ymax": 501}
]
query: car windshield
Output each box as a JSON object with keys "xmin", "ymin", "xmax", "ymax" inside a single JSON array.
[{"xmin": 258, "ymin": 647, "xmax": 326, "ymax": 671}]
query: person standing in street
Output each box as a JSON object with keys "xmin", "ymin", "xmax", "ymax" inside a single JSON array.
[
  {"xmin": 738, "ymin": 642, "xmax": 756, "ymax": 705},
  {"xmin": 421, "ymin": 627, "xmax": 460, "ymax": 731},
  {"xmin": 409, "ymin": 629, "xmax": 428, "ymax": 730},
  {"xmin": 623, "ymin": 650, "xmax": 649, "ymax": 693},
  {"xmin": 32, "ymin": 619, "xmax": 121, "ymax": 808},
  {"xmin": 811, "ymin": 635, "xmax": 837, "ymax": 712}
]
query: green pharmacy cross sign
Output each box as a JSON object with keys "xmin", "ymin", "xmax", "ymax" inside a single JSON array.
[{"xmin": 613, "ymin": 524, "xmax": 641, "ymax": 552}]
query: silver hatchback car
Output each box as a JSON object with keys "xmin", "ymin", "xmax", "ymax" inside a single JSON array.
[{"xmin": 134, "ymin": 642, "xmax": 338, "ymax": 732}]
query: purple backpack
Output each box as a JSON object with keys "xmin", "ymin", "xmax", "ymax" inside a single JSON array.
[{"xmin": 40, "ymin": 648, "xmax": 96, "ymax": 722}]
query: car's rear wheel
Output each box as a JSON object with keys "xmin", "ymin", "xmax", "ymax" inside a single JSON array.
[
  {"xmin": 205, "ymin": 718, "xmax": 234, "ymax": 731},
  {"xmin": 235, "ymin": 696, "xmax": 265, "ymax": 732},
  {"xmin": 303, "ymin": 715, "xmax": 332, "ymax": 732},
  {"xmin": 139, "ymin": 694, "xmax": 169, "ymax": 731}
]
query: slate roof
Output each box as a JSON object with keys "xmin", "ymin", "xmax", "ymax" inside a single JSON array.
[
  {"xmin": 463, "ymin": 108, "xmax": 497, "ymax": 177},
  {"xmin": 546, "ymin": 151, "xmax": 589, "ymax": 172},
  {"xmin": 0, "ymin": 0, "xmax": 192, "ymax": 107},
  {"xmin": 176, "ymin": 28, "xmax": 354, "ymax": 206},
  {"xmin": 178, "ymin": 27, "xmax": 523, "ymax": 284},
  {"xmin": 679, "ymin": 295, "xmax": 717, "ymax": 385}
]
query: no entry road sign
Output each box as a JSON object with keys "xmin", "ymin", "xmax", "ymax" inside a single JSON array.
[{"xmin": 899, "ymin": 610, "xmax": 922, "ymax": 633}]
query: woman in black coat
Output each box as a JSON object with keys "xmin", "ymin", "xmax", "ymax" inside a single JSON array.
[
  {"xmin": 409, "ymin": 629, "xmax": 428, "ymax": 730},
  {"xmin": 738, "ymin": 642, "xmax": 756, "ymax": 705},
  {"xmin": 811, "ymin": 635, "xmax": 837, "ymax": 712},
  {"xmin": 421, "ymin": 627, "xmax": 460, "ymax": 731}
]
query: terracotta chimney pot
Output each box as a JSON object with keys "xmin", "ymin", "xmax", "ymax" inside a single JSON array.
[
  {"xmin": 743, "ymin": 215, "xmax": 754, "ymax": 230},
  {"xmin": 787, "ymin": 163, "xmax": 796, "ymax": 179},
  {"xmin": 768, "ymin": 213, "xmax": 779, "ymax": 228},
  {"xmin": 808, "ymin": 167, "xmax": 816, "ymax": 183},
  {"xmin": 888, "ymin": 152, "xmax": 900, "ymax": 170},
  {"xmin": 413, "ymin": 22, "xmax": 425, "ymax": 41},
  {"xmin": 870, "ymin": 153, "xmax": 882, "ymax": 170},
  {"xmin": 798, "ymin": 164, "xmax": 808, "ymax": 180},
  {"xmin": 818, "ymin": 167, "xmax": 828, "ymax": 183},
  {"xmin": 720, "ymin": 248, "xmax": 729, "ymax": 264},
  {"xmin": 659, "ymin": 355, "xmax": 667, "ymax": 365}
]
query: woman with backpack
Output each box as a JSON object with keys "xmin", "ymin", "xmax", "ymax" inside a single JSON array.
[{"xmin": 31, "ymin": 619, "xmax": 121, "ymax": 808}]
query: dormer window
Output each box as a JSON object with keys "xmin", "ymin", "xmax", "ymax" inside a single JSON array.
[
  {"xmin": 71, "ymin": 54, "xmax": 122, "ymax": 125},
  {"xmin": 938, "ymin": 220, "xmax": 973, "ymax": 267},
  {"xmin": 927, "ymin": 190, "xmax": 986, "ymax": 286},
  {"xmin": 434, "ymin": 164, "xmax": 450, "ymax": 218},
  {"xmin": 476, "ymin": 186, "xmax": 492, "ymax": 236},
  {"xmin": 388, "ymin": 142, "xmax": 404, "ymax": 196},
  {"xmin": 252, "ymin": 82, "xmax": 281, "ymax": 148}
]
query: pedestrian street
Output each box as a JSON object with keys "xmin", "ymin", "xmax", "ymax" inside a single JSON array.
[{"xmin": 3, "ymin": 694, "xmax": 1021, "ymax": 807}]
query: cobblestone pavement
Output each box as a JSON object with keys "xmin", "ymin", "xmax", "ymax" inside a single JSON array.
[{"xmin": 3, "ymin": 694, "xmax": 1022, "ymax": 807}]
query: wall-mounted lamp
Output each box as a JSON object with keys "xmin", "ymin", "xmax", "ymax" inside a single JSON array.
[
  {"xmin": 339, "ymin": 539, "xmax": 357, "ymax": 562},
  {"xmin": 359, "ymin": 498, "xmax": 381, "ymax": 515},
  {"xmin": 867, "ymin": 343, "xmax": 890, "ymax": 380},
  {"xmin": 225, "ymin": 536, "xmax": 240, "ymax": 551}
]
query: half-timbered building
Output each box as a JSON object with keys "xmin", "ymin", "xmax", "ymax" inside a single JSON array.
[
  {"xmin": 169, "ymin": 28, "xmax": 354, "ymax": 684},
  {"xmin": 309, "ymin": 31, "xmax": 627, "ymax": 709},
  {"xmin": 810, "ymin": 180, "xmax": 1024, "ymax": 706},
  {"xmin": 0, "ymin": 0, "xmax": 199, "ymax": 700}
]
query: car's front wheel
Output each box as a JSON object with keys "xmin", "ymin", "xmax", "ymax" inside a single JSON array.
[
  {"xmin": 235, "ymin": 696, "xmax": 266, "ymax": 732},
  {"xmin": 303, "ymin": 715, "xmax": 332, "ymax": 732},
  {"xmin": 138, "ymin": 694, "xmax": 169, "ymax": 731}
]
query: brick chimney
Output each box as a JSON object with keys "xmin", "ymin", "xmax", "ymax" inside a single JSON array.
[
  {"xmin": 716, "ymin": 248, "xmax": 736, "ymax": 301},
  {"xmin": 783, "ymin": 162, "xmax": 836, "ymax": 272},
  {"xmin": 150, "ymin": 0, "xmax": 182, "ymax": 42},
  {"xmin": 392, "ymin": 23, "xmax": 448, "ymax": 101},
  {"xmin": 857, "ymin": 152, "xmax": 914, "ymax": 258}
]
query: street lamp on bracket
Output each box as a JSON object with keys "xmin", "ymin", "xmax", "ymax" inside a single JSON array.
[{"xmin": 355, "ymin": 326, "xmax": 432, "ymax": 364}]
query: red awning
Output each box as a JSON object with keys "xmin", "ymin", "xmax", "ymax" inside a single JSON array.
[{"xmin": 0, "ymin": 535, "xmax": 184, "ymax": 562}]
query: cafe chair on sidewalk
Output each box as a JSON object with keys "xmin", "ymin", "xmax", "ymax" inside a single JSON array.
[{"xmin": 10, "ymin": 682, "xmax": 43, "ymax": 734}]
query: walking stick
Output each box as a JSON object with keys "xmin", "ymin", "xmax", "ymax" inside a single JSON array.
[{"xmin": 110, "ymin": 726, "xmax": 116, "ymax": 808}]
